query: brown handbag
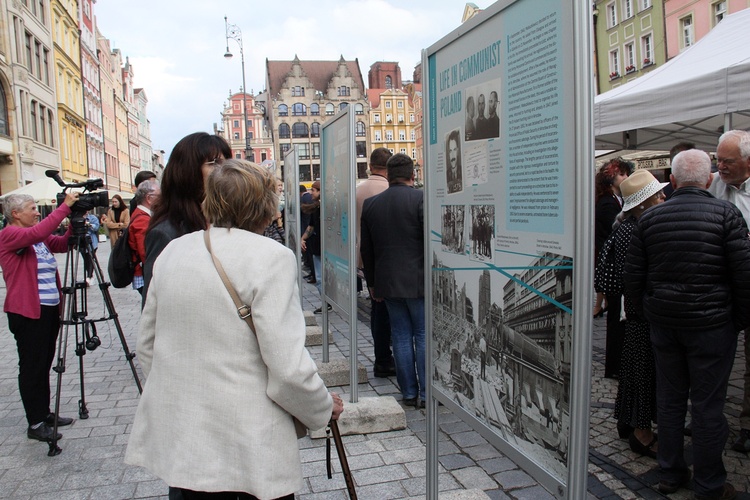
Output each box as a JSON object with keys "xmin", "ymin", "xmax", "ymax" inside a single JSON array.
[{"xmin": 203, "ymin": 230, "xmax": 307, "ymax": 439}]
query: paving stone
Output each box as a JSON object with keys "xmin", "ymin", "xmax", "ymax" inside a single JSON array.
[
  {"xmin": 452, "ymin": 466, "xmax": 499, "ymax": 490},
  {"xmin": 493, "ymin": 469, "xmax": 537, "ymax": 490},
  {"xmin": 351, "ymin": 463, "xmax": 409, "ymax": 486}
]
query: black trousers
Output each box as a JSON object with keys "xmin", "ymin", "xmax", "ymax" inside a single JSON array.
[
  {"xmin": 174, "ymin": 488, "xmax": 294, "ymax": 500},
  {"xmin": 8, "ymin": 306, "xmax": 60, "ymax": 426},
  {"xmin": 604, "ymin": 293, "xmax": 624, "ymax": 378}
]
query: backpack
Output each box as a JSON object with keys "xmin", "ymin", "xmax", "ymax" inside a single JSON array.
[{"xmin": 108, "ymin": 214, "xmax": 142, "ymax": 288}]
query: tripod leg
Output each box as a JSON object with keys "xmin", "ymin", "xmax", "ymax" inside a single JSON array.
[{"xmin": 87, "ymin": 239, "xmax": 143, "ymax": 393}]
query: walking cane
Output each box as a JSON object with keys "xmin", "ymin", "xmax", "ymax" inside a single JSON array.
[{"xmin": 327, "ymin": 419, "xmax": 357, "ymax": 500}]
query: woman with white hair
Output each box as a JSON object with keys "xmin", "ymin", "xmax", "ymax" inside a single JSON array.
[{"xmin": 0, "ymin": 191, "xmax": 79, "ymax": 443}]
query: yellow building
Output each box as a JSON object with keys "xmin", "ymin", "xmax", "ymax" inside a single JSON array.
[
  {"xmin": 366, "ymin": 62, "xmax": 417, "ymax": 164},
  {"xmin": 51, "ymin": 0, "xmax": 86, "ymax": 182}
]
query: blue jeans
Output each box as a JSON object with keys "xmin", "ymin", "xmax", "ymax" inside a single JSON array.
[
  {"xmin": 385, "ymin": 297, "xmax": 426, "ymax": 400},
  {"xmin": 650, "ymin": 322, "xmax": 738, "ymax": 497},
  {"xmin": 312, "ymin": 254, "xmax": 322, "ymax": 295}
]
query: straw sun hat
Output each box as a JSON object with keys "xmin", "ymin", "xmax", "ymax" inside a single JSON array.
[{"xmin": 620, "ymin": 170, "xmax": 669, "ymax": 212}]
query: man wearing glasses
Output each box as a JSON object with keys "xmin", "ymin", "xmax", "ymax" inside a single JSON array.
[{"xmin": 708, "ymin": 129, "xmax": 750, "ymax": 454}]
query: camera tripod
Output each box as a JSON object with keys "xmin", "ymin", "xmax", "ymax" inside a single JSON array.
[{"xmin": 48, "ymin": 224, "xmax": 142, "ymax": 456}]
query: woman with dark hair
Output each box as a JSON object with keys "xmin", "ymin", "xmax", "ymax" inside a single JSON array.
[
  {"xmin": 142, "ymin": 132, "xmax": 231, "ymax": 302},
  {"xmin": 105, "ymin": 194, "xmax": 129, "ymax": 248},
  {"xmin": 594, "ymin": 158, "xmax": 631, "ymax": 379}
]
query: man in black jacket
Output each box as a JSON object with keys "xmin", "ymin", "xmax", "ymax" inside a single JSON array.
[
  {"xmin": 361, "ymin": 154, "xmax": 425, "ymax": 408},
  {"xmin": 624, "ymin": 149, "xmax": 750, "ymax": 499}
]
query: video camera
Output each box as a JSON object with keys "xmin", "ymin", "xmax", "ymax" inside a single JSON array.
[{"xmin": 46, "ymin": 170, "xmax": 109, "ymax": 236}]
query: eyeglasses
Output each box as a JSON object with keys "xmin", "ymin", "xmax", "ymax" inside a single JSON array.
[
  {"xmin": 204, "ymin": 157, "xmax": 223, "ymax": 167},
  {"xmin": 716, "ymin": 158, "xmax": 737, "ymax": 166}
]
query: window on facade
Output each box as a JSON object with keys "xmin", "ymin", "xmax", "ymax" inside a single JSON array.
[
  {"xmin": 374, "ymin": 114, "xmax": 381, "ymax": 123},
  {"xmin": 385, "ymin": 101, "xmax": 391, "ymax": 109},
  {"xmin": 38, "ymin": 104, "xmax": 46, "ymax": 143},
  {"xmin": 24, "ymin": 32, "xmax": 33, "ymax": 72},
  {"xmin": 291, "ymin": 86, "xmax": 304, "ymax": 97},
  {"xmin": 235, "ymin": 152, "xmax": 242, "ymax": 159},
  {"xmin": 386, "ymin": 130, "xmax": 393, "ymax": 141},
  {"xmin": 641, "ymin": 34, "xmax": 653, "ymax": 64},
  {"xmin": 298, "ymin": 143, "xmax": 310, "ymax": 159},
  {"xmin": 0, "ymin": 85, "xmax": 8, "ymax": 136},
  {"xmin": 47, "ymin": 109, "xmax": 54, "ymax": 146},
  {"xmin": 34, "ymin": 41, "xmax": 42, "ymax": 80},
  {"xmin": 625, "ymin": 43, "xmax": 635, "ymax": 70},
  {"xmin": 42, "ymin": 48, "xmax": 49, "ymax": 84},
  {"xmin": 713, "ymin": 1, "xmax": 727, "ymax": 25},
  {"xmin": 355, "ymin": 103, "xmax": 363, "ymax": 115},
  {"xmin": 623, "ymin": 0, "xmax": 633, "ymax": 19},
  {"xmin": 385, "ymin": 76, "xmax": 392, "ymax": 89},
  {"xmin": 386, "ymin": 113, "xmax": 392, "ymax": 123},
  {"xmin": 398, "ymin": 114, "xmax": 404, "ymax": 123},
  {"xmin": 311, "ymin": 122, "xmax": 321, "ymax": 137},
  {"xmin": 411, "ymin": 130, "xmax": 415, "ymax": 140},
  {"xmin": 607, "ymin": 2, "xmax": 617, "ymax": 28},
  {"xmin": 337, "ymin": 86, "xmax": 350, "ymax": 96},
  {"xmin": 30, "ymin": 100, "xmax": 37, "ymax": 140},
  {"xmin": 641, "ymin": 0, "xmax": 651, "ymax": 8},
  {"xmin": 248, "ymin": 131, "xmax": 253, "ymax": 139},
  {"xmin": 233, "ymin": 120, "xmax": 239, "ymax": 127},
  {"xmin": 278, "ymin": 123, "xmax": 290, "ymax": 138},
  {"xmin": 356, "ymin": 141, "xmax": 367, "ymax": 159},
  {"xmin": 375, "ymin": 131, "xmax": 382, "ymax": 141},
  {"xmin": 610, "ymin": 49, "xmax": 620, "ymax": 76},
  {"xmin": 339, "ymin": 102, "xmax": 348, "ymax": 110},
  {"xmin": 399, "ymin": 130, "xmax": 406, "ymax": 140},
  {"xmin": 310, "ymin": 103, "xmax": 320, "ymax": 115},
  {"xmin": 292, "ymin": 122, "xmax": 309, "ymax": 138},
  {"xmin": 278, "ymin": 104, "xmax": 288, "ymax": 116},
  {"xmin": 397, "ymin": 101, "xmax": 403, "ymax": 108},
  {"xmin": 280, "ymin": 143, "xmax": 290, "ymax": 154},
  {"xmin": 356, "ymin": 121, "xmax": 366, "ymax": 137},
  {"xmin": 400, "ymin": 148, "xmax": 406, "ymax": 155},
  {"xmin": 681, "ymin": 16, "xmax": 694, "ymax": 48},
  {"xmin": 312, "ymin": 143, "xmax": 320, "ymax": 159},
  {"xmin": 410, "ymin": 113, "xmax": 415, "ymax": 123},
  {"xmin": 247, "ymin": 119, "xmax": 252, "ymax": 127},
  {"xmin": 412, "ymin": 148, "xmax": 416, "ymax": 158},
  {"xmin": 325, "ymin": 103, "xmax": 335, "ymax": 115},
  {"xmin": 292, "ymin": 103, "xmax": 307, "ymax": 116}
]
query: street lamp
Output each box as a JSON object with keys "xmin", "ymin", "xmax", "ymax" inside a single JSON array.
[{"xmin": 224, "ymin": 15, "xmax": 252, "ymax": 160}]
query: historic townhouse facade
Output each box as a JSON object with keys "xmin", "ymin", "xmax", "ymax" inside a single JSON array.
[
  {"xmin": 367, "ymin": 62, "xmax": 417, "ymax": 172},
  {"xmin": 219, "ymin": 91, "xmax": 273, "ymax": 164},
  {"xmin": 265, "ymin": 56, "xmax": 369, "ymax": 181},
  {"xmin": 594, "ymin": 0, "xmax": 667, "ymax": 93},
  {"xmin": 96, "ymin": 30, "xmax": 119, "ymax": 191},
  {"xmin": 121, "ymin": 57, "xmax": 139, "ymax": 188},
  {"xmin": 664, "ymin": 0, "xmax": 748, "ymax": 58},
  {"xmin": 78, "ymin": 0, "xmax": 104, "ymax": 182},
  {"xmin": 110, "ymin": 48, "xmax": 129, "ymax": 192},
  {"xmin": 51, "ymin": 0, "xmax": 86, "ymax": 182},
  {"xmin": 1, "ymin": 0, "xmax": 59, "ymax": 192},
  {"xmin": 134, "ymin": 88, "xmax": 153, "ymax": 173}
]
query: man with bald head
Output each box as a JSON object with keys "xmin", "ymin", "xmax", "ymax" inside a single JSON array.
[
  {"xmin": 708, "ymin": 129, "xmax": 750, "ymax": 455},
  {"xmin": 625, "ymin": 149, "xmax": 750, "ymax": 499}
]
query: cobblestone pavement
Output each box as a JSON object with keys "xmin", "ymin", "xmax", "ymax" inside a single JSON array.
[{"xmin": 0, "ymin": 243, "xmax": 746, "ymax": 499}]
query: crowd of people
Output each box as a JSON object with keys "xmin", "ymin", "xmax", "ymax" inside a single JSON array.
[
  {"xmin": 1, "ymin": 125, "xmax": 748, "ymax": 499},
  {"xmin": 594, "ymin": 130, "xmax": 750, "ymax": 500}
]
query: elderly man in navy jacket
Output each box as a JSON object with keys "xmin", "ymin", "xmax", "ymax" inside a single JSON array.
[
  {"xmin": 360, "ymin": 153, "xmax": 425, "ymax": 408},
  {"xmin": 625, "ymin": 149, "xmax": 750, "ymax": 500}
]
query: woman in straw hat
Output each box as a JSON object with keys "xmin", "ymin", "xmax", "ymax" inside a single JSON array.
[{"xmin": 595, "ymin": 169, "xmax": 668, "ymax": 458}]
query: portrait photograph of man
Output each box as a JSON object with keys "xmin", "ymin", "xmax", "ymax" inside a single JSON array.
[{"xmin": 446, "ymin": 128, "xmax": 463, "ymax": 194}]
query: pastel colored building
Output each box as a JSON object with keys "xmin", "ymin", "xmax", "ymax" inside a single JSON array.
[
  {"xmin": 218, "ymin": 91, "xmax": 273, "ymax": 165},
  {"xmin": 79, "ymin": 0, "xmax": 105, "ymax": 182},
  {"xmin": 664, "ymin": 0, "xmax": 748, "ymax": 58},
  {"xmin": 594, "ymin": 0, "xmax": 668, "ymax": 93},
  {"xmin": 96, "ymin": 30, "xmax": 120, "ymax": 192}
]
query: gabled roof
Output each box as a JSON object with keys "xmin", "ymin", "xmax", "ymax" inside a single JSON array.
[{"xmin": 266, "ymin": 56, "xmax": 365, "ymax": 99}]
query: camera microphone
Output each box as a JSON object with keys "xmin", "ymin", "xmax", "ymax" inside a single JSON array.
[{"xmin": 45, "ymin": 169, "xmax": 66, "ymax": 187}]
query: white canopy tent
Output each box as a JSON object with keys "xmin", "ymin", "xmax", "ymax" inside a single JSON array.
[
  {"xmin": 594, "ymin": 9, "xmax": 750, "ymax": 151},
  {"xmin": 0, "ymin": 177, "xmax": 64, "ymax": 206}
]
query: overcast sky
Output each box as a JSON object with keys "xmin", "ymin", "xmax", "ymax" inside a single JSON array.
[{"xmin": 93, "ymin": 0, "xmax": 488, "ymax": 159}]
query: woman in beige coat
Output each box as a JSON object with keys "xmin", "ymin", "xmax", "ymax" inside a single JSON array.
[
  {"xmin": 104, "ymin": 194, "xmax": 129, "ymax": 247},
  {"xmin": 125, "ymin": 160, "xmax": 343, "ymax": 500}
]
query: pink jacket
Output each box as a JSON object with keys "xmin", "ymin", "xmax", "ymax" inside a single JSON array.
[{"xmin": 0, "ymin": 204, "xmax": 72, "ymax": 319}]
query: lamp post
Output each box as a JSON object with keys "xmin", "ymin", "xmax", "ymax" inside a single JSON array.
[{"xmin": 224, "ymin": 16, "xmax": 252, "ymax": 160}]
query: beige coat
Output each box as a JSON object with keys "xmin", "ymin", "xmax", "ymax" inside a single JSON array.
[
  {"xmin": 105, "ymin": 207, "xmax": 129, "ymax": 247},
  {"xmin": 125, "ymin": 227, "xmax": 332, "ymax": 498}
]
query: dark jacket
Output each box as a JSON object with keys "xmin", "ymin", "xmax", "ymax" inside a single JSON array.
[
  {"xmin": 594, "ymin": 194, "xmax": 621, "ymax": 258},
  {"xmin": 142, "ymin": 219, "xmax": 184, "ymax": 306},
  {"xmin": 624, "ymin": 187, "xmax": 750, "ymax": 332},
  {"xmin": 360, "ymin": 184, "xmax": 424, "ymax": 299}
]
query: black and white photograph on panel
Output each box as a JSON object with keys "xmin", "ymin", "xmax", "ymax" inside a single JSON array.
[
  {"xmin": 445, "ymin": 128, "xmax": 463, "ymax": 194},
  {"xmin": 431, "ymin": 251, "xmax": 573, "ymax": 478},
  {"xmin": 441, "ymin": 205, "xmax": 466, "ymax": 255},
  {"xmin": 465, "ymin": 81, "xmax": 501, "ymax": 142},
  {"xmin": 469, "ymin": 204, "xmax": 495, "ymax": 263}
]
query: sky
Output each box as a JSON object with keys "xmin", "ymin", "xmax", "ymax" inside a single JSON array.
[{"xmin": 93, "ymin": 0, "xmax": 489, "ymax": 160}]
